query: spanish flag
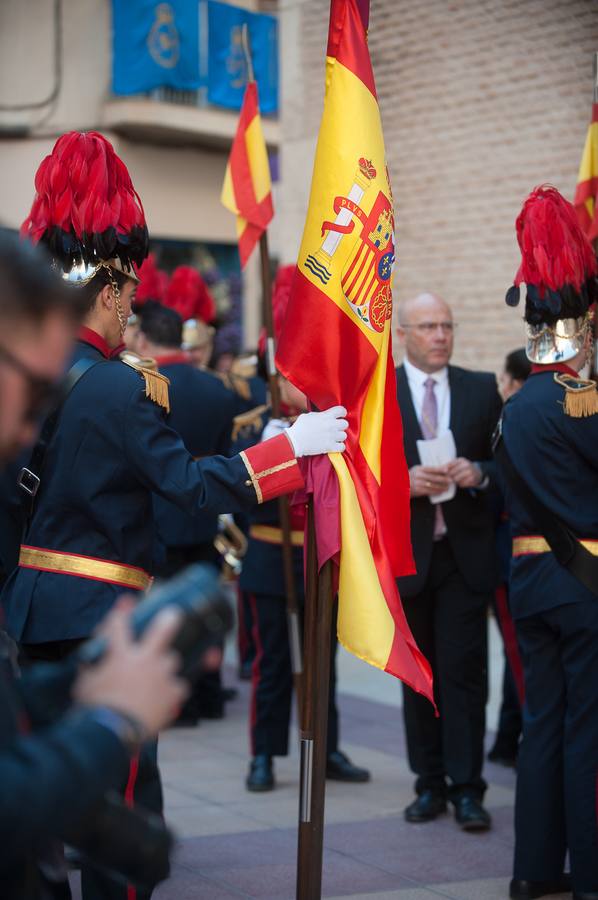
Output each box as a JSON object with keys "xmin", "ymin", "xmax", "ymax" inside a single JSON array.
[
  {"xmin": 574, "ymin": 102, "xmax": 598, "ymax": 242},
  {"xmin": 221, "ymin": 81, "xmax": 274, "ymax": 268},
  {"xmin": 276, "ymin": 0, "xmax": 433, "ymax": 702}
]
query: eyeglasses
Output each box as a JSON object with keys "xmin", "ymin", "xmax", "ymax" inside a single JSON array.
[
  {"xmin": 400, "ymin": 322, "xmax": 457, "ymax": 334},
  {"xmin": 0, "ymin": 344, "xmax": 62, "ymax": 423}
]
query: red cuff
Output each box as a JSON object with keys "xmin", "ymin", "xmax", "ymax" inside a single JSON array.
[{"xmin": 240, "ymin": 433, "xmax": 304, "ymax": 503}]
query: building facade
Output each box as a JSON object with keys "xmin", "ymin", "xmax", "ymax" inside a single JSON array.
[
  {"xmin": 278, "ymin": 0, "xmax": 598, "ymax": 371},
  {"xmin": 0, "ymin": 0, "xmax": 279, "ymax": 351}
]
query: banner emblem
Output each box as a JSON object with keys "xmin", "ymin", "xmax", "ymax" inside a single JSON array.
[
  {"xmin": 303, "ymin": 158, "xmax": 394, "ymax": 333},
  {"xmin": 147, "ymin": 3, "xmax": 180, "ymax": 69}
]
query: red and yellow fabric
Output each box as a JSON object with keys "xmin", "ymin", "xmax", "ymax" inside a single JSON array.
[
  {"xmin": 221, "ymin": 81, "xmax": 274, "ymax": 268},
  {"xmin": 574, "ymin": 102, "xmax": 598, "ymax": 242},
  {"xmin": 241, "ymin": 434, "xmax": 304, "ymax": 504},
  {"xmin": 276, "ymin": 0, "xmax": 433, "ymax": 703}
]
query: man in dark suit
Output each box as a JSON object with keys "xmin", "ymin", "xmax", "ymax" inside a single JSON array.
[{"xmin": 395, "ymin": 291, "xmax": 502, "ymax": 831}]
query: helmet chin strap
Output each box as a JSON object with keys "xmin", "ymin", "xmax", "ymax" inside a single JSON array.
[{"xmin": 101, "ymin": 264, "xmax": 127, "ymax": 338}]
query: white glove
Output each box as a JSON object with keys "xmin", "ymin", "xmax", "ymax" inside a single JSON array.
[
  {"xmin": 261, "ymin": 418, "xmax": 290, "ymax": 442},
  {"xmin": 285, "ymin": 406, "xmax": 348, "ymax": 457}
]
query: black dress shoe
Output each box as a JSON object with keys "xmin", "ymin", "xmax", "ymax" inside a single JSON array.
[
  {"xmin": 452, "ymin": 795, "xmax": 491, "ymax": 831},
  {"xmin": 404, "ymin": 790, "xmax": 447, "ymax": 823},
  {"xmin": 246, "ymin": 755, "xmax": 274, "ymax": 792},
  {"xmin": 325, "ymin": 750, "xmax": 370, "ymax": 782},
  {"xmin": 509, "ymin": 874, "xmax": 571, "ymax": 898}
]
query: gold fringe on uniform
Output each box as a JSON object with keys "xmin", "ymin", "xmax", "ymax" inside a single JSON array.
[
  {"xmin": 121, "ymin": 356, "xmax": 171, "ymax": 412},
  {"xmin": 231, "ymin": 404, "xmax": 269, "ymax": 442},
  {"xmin": 554, "ymin": 373, "xmax": 598, "ymax": 418}
]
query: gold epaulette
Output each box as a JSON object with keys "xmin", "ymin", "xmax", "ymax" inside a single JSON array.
[
  {"xmin": 121, "ymin": 355, "xmax": 171, "ymax": 413},
  {"xmin": 216, "ymin": 371, "xmax": 251, "ymax": 401},
  {"xmin": 231, "ymin": 404, "xmax": 269, "ymax": 442},
  {"xmin": 554, "ymin": 372, "xmax": 598, "ymax": 417}
]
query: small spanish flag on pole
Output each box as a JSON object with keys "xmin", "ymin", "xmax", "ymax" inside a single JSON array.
[
  {"xmin": 221, "ymin": 78, "xmax": 274, "ymax": 268},
  {"xmin": 574, "ymin": 53, "xmax": 598, "ymax": 243}
]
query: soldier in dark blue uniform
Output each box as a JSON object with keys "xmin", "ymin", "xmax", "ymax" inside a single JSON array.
[
  {"xmin": 135, "ymin": 299, "xmax": 238, "ymax": 721},
  {"xmin": 498, "ymin": 186, "xmax": 598, "ymax": 900},
  {"xmin": 0, "ymin": 131, "xmax": 348, "ymax": 900}
]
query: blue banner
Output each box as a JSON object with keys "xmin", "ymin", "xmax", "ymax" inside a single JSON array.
[
  {"xmin": 206, "ymin": 1, "xmax": 278, "ymax": 115},
  {"xmin": 112, "ymin": 1, "xmax": 202, "ymax": 95}
]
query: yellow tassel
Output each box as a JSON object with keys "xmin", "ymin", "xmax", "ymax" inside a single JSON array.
[
  {"xmin": 231, "ymin": 404, "xmax": 269, "ymax": 442},
  {"xmin": 121, "ymin": 356, "xmax": 170, "ymax": 412},
  {"xmin": 142, "ymin": 369, "xmax": 170, "ymax": 413},
  {"xmin": 554, "ymin": 373, "xmax": 598, "ymax": 417}
]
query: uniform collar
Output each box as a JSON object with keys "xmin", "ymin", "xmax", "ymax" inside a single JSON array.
[
  {"xmin": 403, "ymin": 357, "xmax": 449, "ymax": 388},
  {"xmin": 78, "ymin": 326, "xmax": 113, "ymax": 360},
  {"xmin": 153, "ymin": 350, "xmax": 191, "ymax": 366},
  {"xmin": 530, "ymin": 362, "xmax": 579, "ymax": 377}
]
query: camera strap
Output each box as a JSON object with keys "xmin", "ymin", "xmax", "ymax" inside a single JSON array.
[
  {"xmin": 18, "ymin": 357, "xmax": 105, "ymax": 526},
  {"xmin": 494, "ymin": 422, "xmax": 598, "ymax": 598}
]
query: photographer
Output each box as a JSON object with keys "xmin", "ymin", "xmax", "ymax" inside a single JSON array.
[{"xmin": 0, "ymin": 230, "xmax": 192, "ymax": 898}]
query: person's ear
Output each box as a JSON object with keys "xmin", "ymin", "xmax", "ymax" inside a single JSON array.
[
  {"xmin": 97, "ymin": 283, "xmax": 114, "ymax": 312},
  {"xmin": 396, "ymin": 324, "xmax": 406, "ymax": 347}
]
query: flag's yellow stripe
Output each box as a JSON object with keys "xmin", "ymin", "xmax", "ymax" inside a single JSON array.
[
  {"xmin": 221, "ymin": 163, "xmax": 238, "ymax": 215},
  {"xmin": 235, "ymin": 215, "xmax": 247, "ymax": 240},
  {"xmin": 245, "ymin": 115, "xmax": 272, "ymax": 204},
  {"xmin": 578, "ymin": 121, "xmax": 598, "ymax": 183},
  {"xmin": 296, "ymin": 58, "xmax": 389, "ymax": 353},
  {"xmin": 329, "ymin": 452, "xmax": 394, "ymax": 669}
]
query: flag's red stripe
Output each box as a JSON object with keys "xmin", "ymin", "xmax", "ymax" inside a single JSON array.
[
  {"xmin": 238, "ymin": 220, "xmax": 263, "ymax": 269},
  {"xmin": 277, "ymin": 268, "xmax": 379, "ymax": 416},
  {"xmin": 592, "ymin": 102, "xmax": 598, "ymax": 124},
  {"xmin": 326, "ymin": 0, "xmax": 376, "ymax": 98},
  {"xmin": 574, "ymin": 174, "xmax": 598, "ymax": 206},
  {"xmin": 229, "ymin": 83, "xmax": 274, "ymax": 229}
]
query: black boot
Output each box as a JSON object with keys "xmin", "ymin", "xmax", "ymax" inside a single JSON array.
[
  {"xmin": 246, "ymin": 755, "xmax": 275, "ymax": 792},
  {"xmin": 326, "ymin": 750, "xmax": 370, "ymax": 782}
]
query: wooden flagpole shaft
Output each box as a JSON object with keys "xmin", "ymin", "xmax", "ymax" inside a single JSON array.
[
  {"xmin": 296, "ymin": 499, "xmax": 333, "ymax": 900},
  {"xmin": 258, "ymin": 232, "xmax": 304, "ymax": 712}
]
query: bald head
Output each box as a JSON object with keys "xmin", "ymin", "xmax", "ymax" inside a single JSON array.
[
  {"xmin": 398, "ymin": 292, "xmax": 452, "ymax": 327},
  {"xmin": 397, "ymin": 292, "xmax": 454, "ymax": 373}
]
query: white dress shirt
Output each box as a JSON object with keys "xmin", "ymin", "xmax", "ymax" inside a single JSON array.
[{"xmin": 403, "ymin": 358, "xmax": 450, "ymax": 435}]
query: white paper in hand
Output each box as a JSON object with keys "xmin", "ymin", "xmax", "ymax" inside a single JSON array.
[{"xmin": 416, "ymin": 431, "xmax": 457, "ymax": 504}]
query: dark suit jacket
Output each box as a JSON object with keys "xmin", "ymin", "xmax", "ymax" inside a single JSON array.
[
  {"xmin": 0, "ymin": 657, "xmax": 129, "ymax": 899},
  {"xmin": 396, "ymin": 364, "xmax": 502, "ymax": 598}
]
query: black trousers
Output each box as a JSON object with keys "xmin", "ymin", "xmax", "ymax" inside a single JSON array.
[
  {"xmin": 156, "ymin": 543, "xmax": 225, "ymax": 718},
  {"xmin": 21, "ymin": 640, "xmax": 162, "ymax": 900},
  {"xmin": 514, "ymin": 599, "xmax": 598, "ymax": 892},
  {"xmin": 401, "ymin": 539, "xmax": 489, "ymax": 800},
  {"xmin": 248, "ymin": 592, "xmax": 339, "ymax": 757}
]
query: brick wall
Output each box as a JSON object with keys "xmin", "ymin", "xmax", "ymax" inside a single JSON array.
[{"xmin": 279, "ymin": 0, "xmax": 598, "ymax": 373}]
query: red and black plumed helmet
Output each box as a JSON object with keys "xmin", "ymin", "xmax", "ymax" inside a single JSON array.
[{"xmin": 21, "ymin": 131, "xmax": 148, "ymax": 285}]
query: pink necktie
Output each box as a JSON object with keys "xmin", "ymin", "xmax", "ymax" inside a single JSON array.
[{"xmin": 421, "ymin": 377, "xmax": 446, "ymax": 540}]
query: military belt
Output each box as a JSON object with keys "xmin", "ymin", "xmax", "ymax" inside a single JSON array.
[
  {"xmin": 19, "ymin": 545, "xmax": 152, "ymax": 591},
  {"xmin": 249, "ymin": 525, "xmax": 304, "ymax": 547},
  {"xmin": 513, "ymin": 536, "xmax": 598, "ymax": 557}
]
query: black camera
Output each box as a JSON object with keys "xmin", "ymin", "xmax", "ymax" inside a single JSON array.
[
  {"xmin": 67, "ymin": 563, "xmax": 233, "ymax": 890},
  {"xmin": 78, "ymin": 562, "xmax": 234, "ymax": 679}
]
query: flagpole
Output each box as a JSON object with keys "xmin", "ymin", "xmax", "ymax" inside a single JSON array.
[
  {"xmin": 296, "ymin": 500, "xmax": 333, "ymax": 900},
  {"xmin": 242, "ymin": 24, "xmax": 304, "ymax": 714}
]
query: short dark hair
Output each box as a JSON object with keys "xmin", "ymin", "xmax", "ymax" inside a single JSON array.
[
  {"xmin": 137, "ymin": 301, "xmax": 183, "ymax": 348},
  {"xmin": 0, "ymin": 228, "xmax": 86, "ymax": 323},
  {"xmin": 78, "ymin": 265, "xmax": 129, "ymax": 315},
  {"xmin": 504, "ymin": 347, "xmax": 531, "ymax": 382}
]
